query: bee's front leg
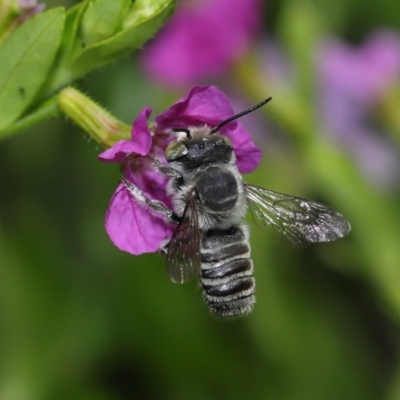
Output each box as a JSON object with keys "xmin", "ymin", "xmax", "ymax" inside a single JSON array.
[
  {"xmin": 152, "ymin": 158, "xmax": 182, "ymax": 178},
  {"xmin": 121, "ymin": 178, "xmax": 179, "ymax": 224}
]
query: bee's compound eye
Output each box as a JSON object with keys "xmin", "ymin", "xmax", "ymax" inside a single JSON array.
[
  {"xmin": 222, "ymin": 136, "xmax": 232, "ymax": 147},
  {"xmin": 165, "ymin": 141, "xmax": 188, "ymax": 161},
  {"xmin": 215, "ymin": 136, "xmax": 232, "ymax": 147}
]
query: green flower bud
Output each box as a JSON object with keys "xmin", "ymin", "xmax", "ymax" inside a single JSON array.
[{"xmin": 58, "ymin": 87, "xmax": 131, "ymax": 148}]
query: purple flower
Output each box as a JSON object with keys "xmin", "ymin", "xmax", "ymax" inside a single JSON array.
[
  {"xmin": 317, "ymin": 30, "xmax": 400, "ymax": 187},
  {"xmin": 17, "ymin": 0, "xmax": 45, "ymax": 24},
  {"xmin": 141, "ymin": 0, "xmax": 262, "ymax": 87},
  {"xmin": 99, "ymin": 85, "xmax": 262, "ymax": 255}
]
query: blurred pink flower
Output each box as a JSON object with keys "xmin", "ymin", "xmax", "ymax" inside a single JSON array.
[
  {"xmin": 141, "ymin": 0, "xmax": 262, "ymax": 87},
  {"xmin": 0, "ymin": 0, "xmax": 44, "ymax": 41},
  {"xmin": 317, "ymin": 30, "xmax": 400, "ymax": 187},
  {"xmin": 99, "ymin": 85, "xmax": 262, "ymax": 255},
  {"xmin": 17, "ymin": 0, "xmax": 45, "ymax": 24}
]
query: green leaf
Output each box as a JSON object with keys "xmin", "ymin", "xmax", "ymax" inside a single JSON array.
[
  {"xmin": 71, "ymin": 0, "xmax": 175, "ymax": 78},
  {"xmin": 81, "ymin": 0, "xmax": 131, "ymax": 46},
  {"xmin": 0, "ymin": 7, "xmax": 65, "ymax": 133},
  {"xmin": 60, "ymin": 3, "xmax": 86, "ymax": 62},
  {"xmin": 36, "ymin": 3, "xmax": 87, "ymax": 98}
]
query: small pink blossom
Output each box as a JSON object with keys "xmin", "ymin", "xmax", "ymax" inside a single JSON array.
[
  {"xmin": 99, "ymin": 85, "xmax": 262, "ymax": 255},
  {"xmin": 141, "ymin": 0, "xmax": 262, "ymax": 87},
  {"xmin": 317, "ymin": 30, "xmax": 400, "ymax": 188},
  {"xmin": 17, "ymin": 0, "xmax": 45, "ymax": 24}
]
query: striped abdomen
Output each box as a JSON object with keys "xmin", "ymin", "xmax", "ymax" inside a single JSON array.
[{"xmin": 200, "ymin": 226, "xmax": 255, "ymax": 318}]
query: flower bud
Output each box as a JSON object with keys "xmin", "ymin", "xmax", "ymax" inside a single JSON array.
[{"xmin": 58, "ymin": 87, "xmax": 131, "ymax": 148}]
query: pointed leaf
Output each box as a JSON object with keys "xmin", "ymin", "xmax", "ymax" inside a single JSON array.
[
  {"xmin": 36, "ymin": 3, "xmax": 89, "ymax": 97},
  {"xmin": 71, "ymin": 0, "xmax": 175, "ymax": 77},
  {"xmin": 62, "ymin": 3, "xmax": 87, "ymax": 61},
  {"xmin": 81, "ymin": 0, "xmax": 131, "ymax": 46},
  {"xmin": 0, "ymin": 7, "xmax": 65, "ymax": 132}
]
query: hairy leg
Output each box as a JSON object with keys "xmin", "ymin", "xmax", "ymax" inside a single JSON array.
[
  {"xmin": 121, "ymin": 178, "xmax": 179, "ymax": 224},
  {"xmin": 152, "ymin": 158, "xmax": 182, "ymax": 178}
]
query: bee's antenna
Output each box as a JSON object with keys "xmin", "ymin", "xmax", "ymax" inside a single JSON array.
[
  {"xmin": 209, "ymin": 97, "xmax": 272, "ymax": 134},
  {"xmin": 173, "ymin": 127, "xmax": 192, "ymax": 139}
]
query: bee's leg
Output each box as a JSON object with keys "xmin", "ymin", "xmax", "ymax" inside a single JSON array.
[
  {"xmin": 121, "ymin": 178, "xmax": 179, "ymax": 224},
  {"xmin": 159, "ymin": 238, "xmax": 170, "ymax": 256},
  {"xmin": 152, "ymin": 158, "xmax": 182, "ymax": 178}
]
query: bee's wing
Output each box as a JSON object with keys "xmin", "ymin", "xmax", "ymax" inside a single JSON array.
[
  {"xmin": 166, "ymin": 189, "xmax": 201, "ymax": 283},
  {"xmin": 244, "ymin": 183, "xmax": 351, "ymax": 247}
]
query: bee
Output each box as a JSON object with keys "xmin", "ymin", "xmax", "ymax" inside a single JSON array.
[{"xmin": 122, "ymin": 98, "xmax": 351, "ymax": 318}]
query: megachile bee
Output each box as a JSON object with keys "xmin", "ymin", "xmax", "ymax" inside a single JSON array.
[{"xmin": 123, "ymin": 98, "xmax": 351, "ymax": 318}]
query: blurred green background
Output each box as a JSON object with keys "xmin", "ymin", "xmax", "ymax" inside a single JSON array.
[{"xmin": 1, "ymin": 0, "xmax": 400, "ymax": 399}]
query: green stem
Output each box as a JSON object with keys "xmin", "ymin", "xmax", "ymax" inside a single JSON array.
[{"xmin": 232, "ymin": 56, "xmax": 316, "ymax": 147}]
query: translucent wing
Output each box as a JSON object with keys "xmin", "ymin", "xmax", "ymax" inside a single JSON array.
[
  {"xmin": 245, "ymin": 183, "xmax": 351, "ymax": 247},
  {"xmin": 166, "ymin": 189, "xmax": 201, "ymax": 283}
]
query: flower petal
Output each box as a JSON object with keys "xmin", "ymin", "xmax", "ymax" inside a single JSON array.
[
  {"xmin": 105, "ymin": 183, "xmax": 171, "ymax": 255},
  {"xmin": 141, "ymin": 0, "xmax": 262, "ymax": 87},
  {"xmin": 99, "ymin": 139, "xmax": 143, "ymax": 163},
  {"xmin": 224, "ymin": 124, "xmax": 262, "ymax": 173},
  {"xmin": 131, "ymin": 106, "xmax": 153, "ymax": 155},
  {"xmin": 125, "ymin": 163, "xmax": 172, "ymax": 209},
  {"xmin": 155, "ymin": 85, "xmax": 236, "ymax": 130},
  {"xmin": 318, "ymin": 30, "xmax": 400, "ymax": 106},
  {"xmin": 98, "ymin": 107, "xmax": 153, "ymax": 163},
  {"xmin": 317, "ymin": 30, "xmax": 400, "ymax": 188}
]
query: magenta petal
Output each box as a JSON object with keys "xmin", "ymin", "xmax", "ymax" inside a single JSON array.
[
  {"xmin": 225, "ymin": 124, "xmax": 262, "ymax": 173},
  {"xmin": 141, "ymin": 0, "xmax": 262, "ymax": 87},
  {"xmin": 125, "ymin": 164, "xmax": 171, "ymax": 208},
  {"xmin": 98, "ymin": 140, "xmax": 143, "ymax": 163},
  {"xmin": 155, "ymin": 85, "xmax": 236, "ymax": 130},
  {"xmin": 318, "ymin": 30, "xmax": 400, "ymax": 105},
  {"xmin": 105, "ymin": 184, "xmax": 170, "ymax": 255},
  {"xmin": 98, "ymin": 107, "xmax": 153, "ymax": 163},
  {"xmin": 131, "ymin": 106, "xmax": 153, "ymax": 155}
]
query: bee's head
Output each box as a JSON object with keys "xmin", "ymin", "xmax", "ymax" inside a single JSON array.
[
  {"xmin": 165, "ymin": 96, "xmax": 273, "ymax": 168},
  {"xmin": 165, "ymin": 127, "xmax": 233, "ymax": 167}
]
